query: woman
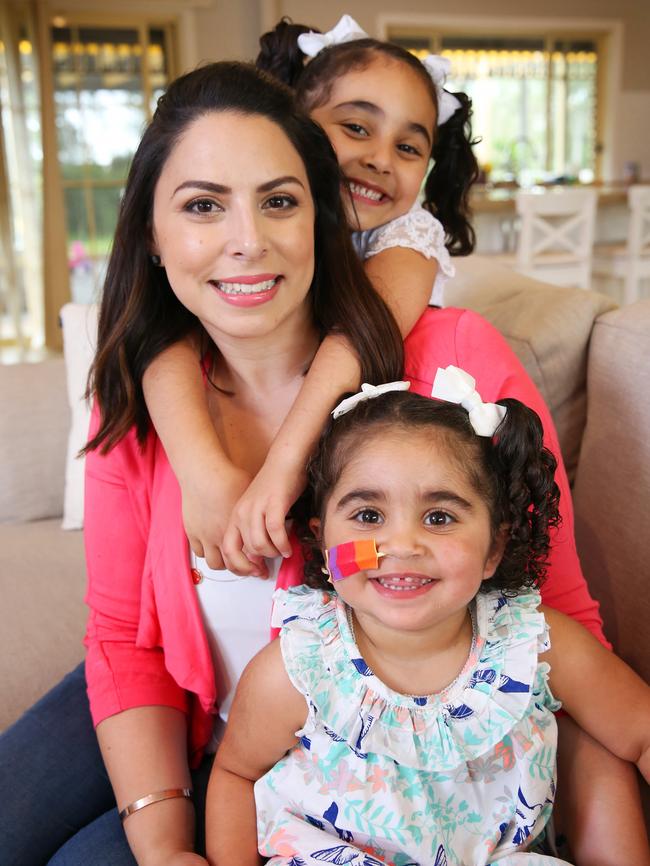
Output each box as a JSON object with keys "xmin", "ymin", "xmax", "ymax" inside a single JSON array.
[{"xmin": 1, "ymin": 61, "xmax": 402, "ymax": 866}]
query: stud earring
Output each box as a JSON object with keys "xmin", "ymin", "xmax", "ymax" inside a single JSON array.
[{"xmin": 151, "ymin": 254, "xmax": 162, "ymax": 266}]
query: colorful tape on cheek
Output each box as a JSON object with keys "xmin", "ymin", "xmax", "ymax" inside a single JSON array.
[{"xmin": 324, "ymin": 539, "xmax": 383, "ymax": 582}]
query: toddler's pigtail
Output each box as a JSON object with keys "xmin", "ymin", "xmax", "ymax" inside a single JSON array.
[
  {"xmin": 423, "ymin": 92, "xmax": 479, "ymax": 256},
  {"xmin": 256, "ymin": 18, "xmax": 315, "ymax": 88},
  {"xmin": 488, "ymin": 399, "xmax": 561, "ymax": 592}
]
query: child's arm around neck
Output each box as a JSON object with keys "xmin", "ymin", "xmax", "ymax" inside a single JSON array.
[
  {"xmin": 142, "ymin": 336, "xmax": 254, "ymax": 571},
  {"xmin": 205, "ymin": 639, "xmax": 305, "ymax": 865}
]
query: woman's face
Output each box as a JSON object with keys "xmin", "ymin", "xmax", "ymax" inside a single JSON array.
[
  {"xmin": 151, "ymin": 111, "xmax": 316, "ymax": 346},
  {"xmin": 309, "ymin": 56, "xmax": 436, "ymax": 232}
]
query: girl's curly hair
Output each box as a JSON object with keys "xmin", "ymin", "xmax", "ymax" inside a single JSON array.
[{"xmin": 292, "ymin": 391, "xmax": 561, "ymax": 596}]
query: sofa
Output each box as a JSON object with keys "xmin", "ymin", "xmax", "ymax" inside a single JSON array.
[{"xmin": 2, "ymin": 257, "xmax": 649, "ymax": 796}]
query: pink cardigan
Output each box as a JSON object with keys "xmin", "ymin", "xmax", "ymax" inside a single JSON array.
[{"xmin": 84, "ymin": 307, "xmax": 607, "ymax": 762}]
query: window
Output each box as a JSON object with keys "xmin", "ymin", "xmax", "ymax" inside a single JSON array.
[
  {"xmin": 52, "ymin": 22, "xmax": 174, "ymax": 304},
  {"xmin": 390, "ymin": 29, "xmax": 599, "ymax": 186},
  {"xmin": 0, "ymin": 11, "xmax": 176, "ymax": 357}
]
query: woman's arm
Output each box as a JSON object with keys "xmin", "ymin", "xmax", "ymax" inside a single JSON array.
[
  {"xmin": 206, "ymin": 640, "xmax": 305, "ymax": 866},
  {"xmin": 142, "ymin": 339, "xmax": 251, "ymax": 569},
  {"xmin": 221, "ymin": 248, "xmax": 437, "ymax": 574},
  {"xmin": 543, "ymin": 607, "xmax": 650, "ymax": 780},
  {"xmin": 84, "ymin": 413, "xmax": 206, "ymax": 865},
  {"xmin": 97, "ymin": 707, "xmax": 206, "ymax": 866},
  {"xmin": 543, "ymin": 607, "xmax": 650, "ymax": 865}
]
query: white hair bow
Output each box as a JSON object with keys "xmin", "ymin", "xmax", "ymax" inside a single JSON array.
[
  {"xmin": 297, "ymin": 14, "xmax": 369, "ymax": 58},
  {"xmin": 431, "ymin": 366, "xmax": 506, "ymax": 436},
  {"xmin": 332, "ymin": 381, "xmax": 411, "ymax": 419},
  {"xmin": 297, "ymin": 15, "xmax": 462, "ymax": 127},
  {"xmin": 421, "ymin": 55, "xmax": 462, "ymax": 126}
]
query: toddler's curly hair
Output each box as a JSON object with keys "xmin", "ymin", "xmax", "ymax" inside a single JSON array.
[{"xmin": 292, "ymin": 391, "xmax": 561, "ymax": 596}]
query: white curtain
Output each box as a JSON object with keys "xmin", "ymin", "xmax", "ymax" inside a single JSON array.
[{"xmin": 0, "ymin": 0, "xmax": 44, "ymax": 350}]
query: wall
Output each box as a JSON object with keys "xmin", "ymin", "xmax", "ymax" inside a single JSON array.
[{"xmin": 188, "ymin": 0, "xmax": 649, "ymax": 181}]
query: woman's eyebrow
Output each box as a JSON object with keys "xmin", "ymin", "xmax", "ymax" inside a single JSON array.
[
  {"xmin": 257, "ymin": 175, "xmax": 306, "ymax": 193},
  {"xmin": 172, "ymin": 176, "xmax": 305, "ymax": 197}
]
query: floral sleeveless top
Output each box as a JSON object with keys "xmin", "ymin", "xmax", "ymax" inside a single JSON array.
[{"xmin": 254, "ymin": 586, "xmax": 567, "ymax": 866}]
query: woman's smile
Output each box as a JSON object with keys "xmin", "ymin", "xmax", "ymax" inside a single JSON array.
[{"xmin": 210, "ymin": 274, "xmax": 283, "ymax": 306}]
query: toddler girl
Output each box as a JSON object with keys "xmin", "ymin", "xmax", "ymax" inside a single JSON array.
[
  {"xmin": 142, "ymin": 15, "xmax": 479, "ymax": 570},
  {"xmin": 206, "ymin": 372, "xmax": 650, "ymax": 865}
]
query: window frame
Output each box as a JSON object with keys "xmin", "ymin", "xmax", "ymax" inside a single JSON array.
[{"xmin": 377, "ymin": 13, "xmax": 622, "ymax": 184}]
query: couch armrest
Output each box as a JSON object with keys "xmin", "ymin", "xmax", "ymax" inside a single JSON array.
[
  {"xmin": 573, "ymin": 300, "xmax": 650, "ymax": 683},
  {"xmin": 0, "ymin": 358, "xmax": 69, "ymax": 523}
]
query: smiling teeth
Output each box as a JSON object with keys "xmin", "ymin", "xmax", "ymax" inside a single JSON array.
[
  {"xmin": 377, "ymin": 577, "xmax": 434, "ymax": 590},
  {"xmin": 349, "ymin": 182, "xmax": 383, "ymax": 202},
  {"xmin": 216, "ymin": 278, "xmax": 277, "ymax": 295}
]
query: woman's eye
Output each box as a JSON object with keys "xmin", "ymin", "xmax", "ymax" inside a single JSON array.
[
  {"xmin": 186, "ymin": 198, "xmax": 220, "ymax": 215},
  {"xmin": 343, "ymin": 123, "xmax": 369, "ymax": 137},
  {"xmin": 352, "ymin": 508, "xmax": 383, "ymax": 525},
  {"xmin": 263, "ymin": 194, "xmax": 297, "ymax": 210},
  {"xmin": 425, "ymin": 510, "xmax": 453, "ymax": 527}
]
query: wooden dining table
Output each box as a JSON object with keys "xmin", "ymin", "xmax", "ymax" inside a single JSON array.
[{"xmin": 469, "ymin": 182, "xmax": 646, "ymax": 253}]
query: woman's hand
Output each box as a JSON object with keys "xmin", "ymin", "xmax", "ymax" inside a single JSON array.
[
  {"xmin": 221, "ymin": 452, "xmax": 305, "ymax": 575},
  {"xmin": 181, "ymin": 461, "xmax": 252, "ymax": 571}
]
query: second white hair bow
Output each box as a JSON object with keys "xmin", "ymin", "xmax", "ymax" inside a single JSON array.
[
  {"xmin": 297, "ymin": 14, "xmax": 369, "ymax": 58},
  {"xmin": 421, "ymin": 55, "xmax": 462, "ymax": 126},
  {"xmin": 431, "ymin": 366, "xmax": 507, "ymax": 436},
  {"xmin": 332, "ymin": 381, "xmax": 411, "ymax": 419}
]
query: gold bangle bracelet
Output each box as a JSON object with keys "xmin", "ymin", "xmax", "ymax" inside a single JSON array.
[{"xmin": 119, "ymin": 787, "xmax": 193, "ymax": 822}]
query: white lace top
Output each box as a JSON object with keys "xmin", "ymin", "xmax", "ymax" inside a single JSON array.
[{"xmin": 351, "ymin": 203, "xmax": 455, "ymax": 307}]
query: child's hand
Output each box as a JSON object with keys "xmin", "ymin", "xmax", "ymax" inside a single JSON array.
[
  {"xmin": 222, "ymin": 453, "xmax": 306, "ymax": 574},
  {"xmin": 181, "ymin": 462, "xmax": 255, "ymax": 572}
]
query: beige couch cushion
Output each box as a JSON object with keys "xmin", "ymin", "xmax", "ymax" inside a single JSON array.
[
  {"xmin": 573, "ymin": 300, "xmax": 650, "ymax": 684},
  {"xmin": 0, "ymin": 518, "xmax": 87, "ymax": 731},
  {"xmin": 0, "ymin": 358, "xmax": 69, "ymax": 523},
  {"xmin": 448, "ymin": 255, "xmax": 616, "ymax": 480}
]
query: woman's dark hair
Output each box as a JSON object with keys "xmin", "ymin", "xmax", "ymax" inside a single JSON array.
[
  {"xmin": 85, "ymin": 61, "xmax": 403, "ymax": 453},
  {"xmin": 256, "ymin": 20, "xmax": 480, "ymax": 255},
  {"xmin": 295, "ymin": 390, "xmax": 561, "ymax": 596}
]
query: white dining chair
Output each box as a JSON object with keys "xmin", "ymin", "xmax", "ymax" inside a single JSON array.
[
  {"xmin": 592, "ymin": 185, "xmax": 650, "ymax": 305},
  {"xmin": 493, "ymin": 188, "xmax": 598, "ymax": 289}
]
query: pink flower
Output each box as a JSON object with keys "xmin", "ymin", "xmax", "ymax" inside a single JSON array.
[
  {"xmin": 368, "ymin": 764, "xmax": 390, "ymax": 793},
  {"xmin": 319, "ymin": 759, "xmax": 364, "ymax": 796}
]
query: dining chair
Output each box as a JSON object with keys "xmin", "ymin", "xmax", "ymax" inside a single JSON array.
[
  {"xmin": 493, "ymin": 188, "xmax": 598, "ymax": 289},
  {"xmin": 592, "ymin": 185, "xmax": 650, "ymax": 305}
]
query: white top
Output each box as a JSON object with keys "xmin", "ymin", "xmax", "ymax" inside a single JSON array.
[
  {"xmin": 351, "ymin": 203, "xmax": 455, "ymax": 307},
  {"xmin": 193, "ymin": 553, "xmax": 278, "ymax": 751}
]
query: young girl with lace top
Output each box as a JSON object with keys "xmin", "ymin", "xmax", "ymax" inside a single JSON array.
[
  {"xmin": 141, "ymin": 15, "xmax": 479, "ymax": 572},
  {"xmin": 206, "ymin": 376, "xmax": 650, "ymax": 866}
]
